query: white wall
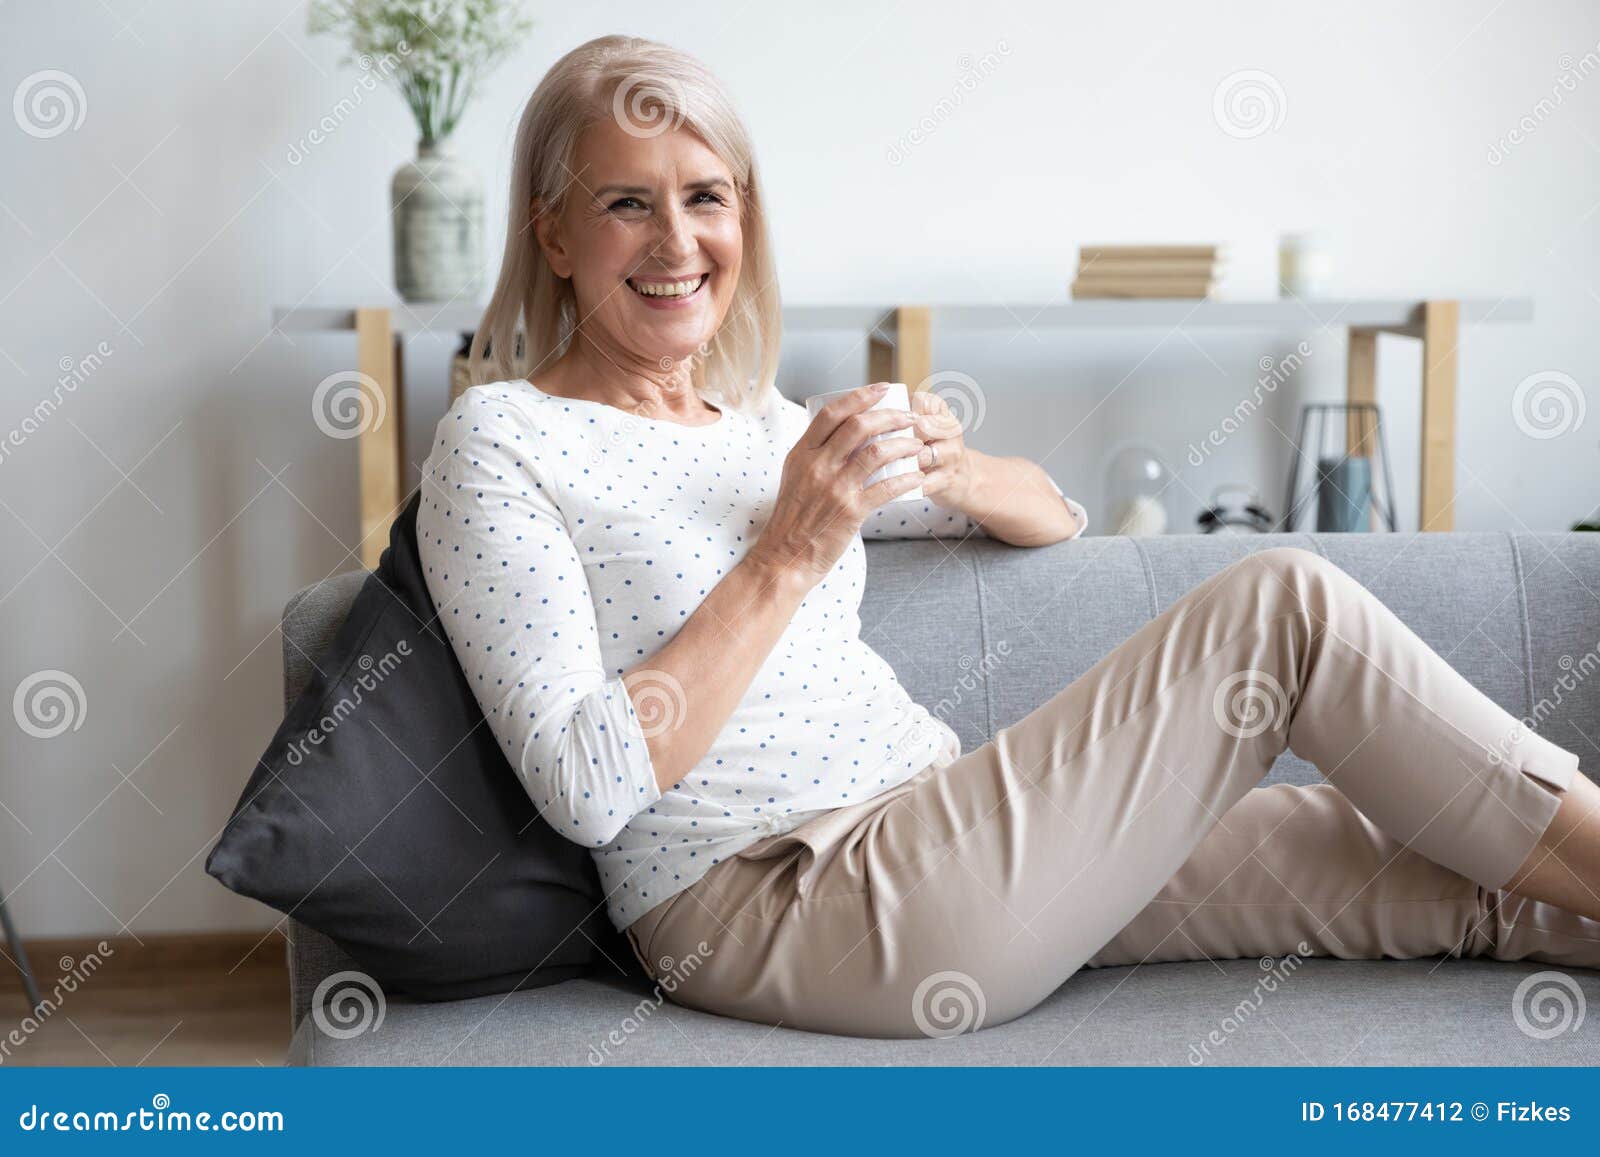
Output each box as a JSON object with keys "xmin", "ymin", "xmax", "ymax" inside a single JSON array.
[{"xmin": 3, "ymin": 0, "xmax": 1597, "ymax": 937}]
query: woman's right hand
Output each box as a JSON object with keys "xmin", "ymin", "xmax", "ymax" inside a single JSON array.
[{"xmin": 748, "ymin": 382, "xmax": 926, "ymax": 588}]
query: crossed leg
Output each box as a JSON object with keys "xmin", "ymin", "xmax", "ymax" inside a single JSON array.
[
  {"xmin": 635, "ymin": 547, "xmax": 1597, "ymax": 1038},
  {"xmin": 1086, "ymin": 780, "xmax": 1600, "ymax": 973}
]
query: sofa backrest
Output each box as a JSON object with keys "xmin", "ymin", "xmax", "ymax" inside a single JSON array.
[{"xmin": 277, "ymin": 530, "xmax": 1600, "ymax": 1029}]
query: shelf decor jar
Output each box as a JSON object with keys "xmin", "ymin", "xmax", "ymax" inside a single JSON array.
[
  {"xmin": 1102, "ymin": 441, "xmax": 1174, "ymax": 536},
  {"xmin": 309, "ymin": 0, "xmax": 534, "ymax": 303},
  {"xmin": 1277, "ymin": 230, "xmax": 1333, "ymax": 299}
]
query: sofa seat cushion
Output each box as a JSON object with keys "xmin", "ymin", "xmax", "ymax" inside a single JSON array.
[{"xmin": 290, "ymin": 958, "xmax": 1600, "ymax": 1066}]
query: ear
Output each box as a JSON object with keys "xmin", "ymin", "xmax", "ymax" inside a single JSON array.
[{"xmin": 531, "ymin": 199, "xmax": 573, "ymax": 280}]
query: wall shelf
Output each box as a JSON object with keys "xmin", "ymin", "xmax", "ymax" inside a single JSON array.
[
  {"xmin": 272, "ymin": 296, "xmax": 1533, "ymax": 563},
  {"xmin": 273, "ymin": 297, "xmax": 1532, "ymax": 338}
]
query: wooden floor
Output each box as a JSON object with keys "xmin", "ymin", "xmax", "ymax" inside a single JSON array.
[{"xmin": 0, "ymin": 931, "xmax": 291, "ymax": 1066}]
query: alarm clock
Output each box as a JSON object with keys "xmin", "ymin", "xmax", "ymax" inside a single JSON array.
[{"xmin": 1197, "ymin": 484, "xmax": 1276, "ymax": 534}]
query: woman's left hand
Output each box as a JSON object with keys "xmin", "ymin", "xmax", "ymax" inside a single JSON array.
[{"xmin": 909, "ymin": 388, "xmax": 972, "ymax": 505}]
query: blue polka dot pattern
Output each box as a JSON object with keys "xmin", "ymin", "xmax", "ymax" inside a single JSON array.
[{"xmin": 417, "ymin": 380, "xmax": 1083, "ymax": 929}]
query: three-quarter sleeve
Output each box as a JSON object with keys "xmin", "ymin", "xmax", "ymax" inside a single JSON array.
[{"xmin": 416, "ymin": 392, "xmax": 662, "ymax": 847}]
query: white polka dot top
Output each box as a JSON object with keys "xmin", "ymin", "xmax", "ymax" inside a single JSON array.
[{"xmin": 417, "ymin": 379, "xmax": 1089, "ymax": 929}]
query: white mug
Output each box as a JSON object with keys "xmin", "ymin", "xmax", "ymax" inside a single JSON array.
[{"xmin": 805, "ymin": 382, "xmax": 924, "ymax": 502}]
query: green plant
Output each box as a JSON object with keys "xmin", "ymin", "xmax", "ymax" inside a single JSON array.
[{"xmin": 309, "ymin": 0, "xmax": 534, "ymax": 146}]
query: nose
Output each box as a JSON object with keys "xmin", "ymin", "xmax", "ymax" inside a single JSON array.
[{"xmin": 653, "ymin": 201, "xmax": 696, "ymax": 266}]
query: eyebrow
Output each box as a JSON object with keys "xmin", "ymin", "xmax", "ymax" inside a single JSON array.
[{"xmin": 593, "ymin": 177, "xmax": 733, "ymax": 199}]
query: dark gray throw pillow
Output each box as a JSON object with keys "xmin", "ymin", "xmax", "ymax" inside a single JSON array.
[{"xmin": 205, "ymin": 490, "xmax": 642, "ymax": 1000}]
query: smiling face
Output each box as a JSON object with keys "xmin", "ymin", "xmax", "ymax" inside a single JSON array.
[{"xmin": 534, "ymin": 114, "xmax": 743, "ymax": 375}]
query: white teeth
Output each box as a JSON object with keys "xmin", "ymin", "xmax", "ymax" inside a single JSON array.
[{"xmin": 631, "ymin": 275, "xmax": 705, "ymax": 298}]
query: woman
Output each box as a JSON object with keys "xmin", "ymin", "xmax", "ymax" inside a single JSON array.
[{"xmin": 418, "ymin": 35, "xmax": 1600, "ymax": 1039}]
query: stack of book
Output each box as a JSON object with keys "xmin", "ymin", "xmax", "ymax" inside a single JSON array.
[{"xmin": 1071, "ymin": 245, "xmax": 1220, "ymax": 299}]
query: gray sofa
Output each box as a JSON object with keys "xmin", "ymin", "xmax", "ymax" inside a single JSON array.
[{"xmin": 280, "ymin": 531, "xmax": 1600, "ymax": 1065}]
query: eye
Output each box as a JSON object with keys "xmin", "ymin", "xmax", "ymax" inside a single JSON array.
[
  {"xmin": 690, "ymin": 190, "xmax": 727, "ymax": 208},
  {"xmin": 607, "ymin": 196, "xmax": 647, "ymax": 213}
]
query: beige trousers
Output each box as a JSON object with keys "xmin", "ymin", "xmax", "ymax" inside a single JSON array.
[{"xmin": 626, "ymin": 547, "xmax": 1598, "ymax": 1038}]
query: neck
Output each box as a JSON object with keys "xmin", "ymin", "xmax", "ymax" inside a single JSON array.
[{"xmin": 541, "ymin": 331, "xmax": 716, "ymax": 424}]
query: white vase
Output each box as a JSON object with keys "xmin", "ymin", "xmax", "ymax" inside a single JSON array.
[{"xmin": 391, "ymin": 140, "xmax": 484, "ymax": 304}]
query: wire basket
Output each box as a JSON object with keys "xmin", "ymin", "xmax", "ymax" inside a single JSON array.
[{"xmin": 1278, "ymin": 402, "xmax": 1397, "ymax": 533}]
